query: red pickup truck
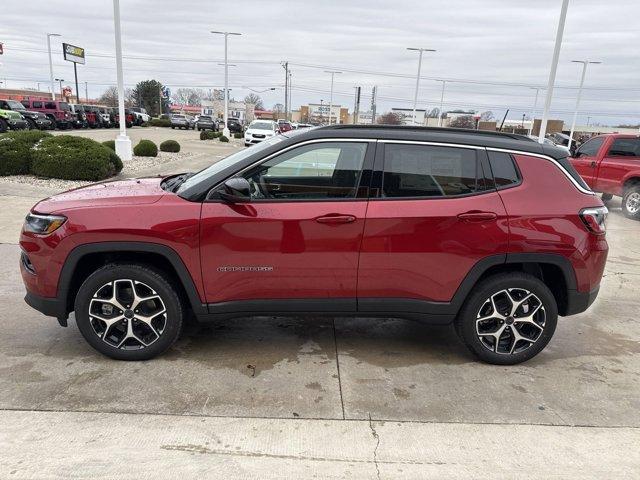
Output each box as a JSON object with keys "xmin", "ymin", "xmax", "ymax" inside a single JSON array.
[{"xmin": 571, "ymin": 134, "xmax": 640, "ymax": 219}]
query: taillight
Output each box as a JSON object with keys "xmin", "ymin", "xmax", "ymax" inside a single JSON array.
[{"xmin": 580, "ymin": 206, "xmax": 608, "ymax": 235}]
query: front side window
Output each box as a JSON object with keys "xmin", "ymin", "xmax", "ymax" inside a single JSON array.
[
  {"xmin": 242, "ymin": 142, "xmax": 367, "ymax": 200},
  {"xmin": 32, "ymin": 101, "xmax": 42, "ymax": 108},
  {"xmin": 577, "ymin": 137, "xmax": 604, "ymax": 157},
  {"xmin": 45, "ymin": 102, "xmax": 57, "ymax": 110},
  {"xmin": 607, "ymin": 138, "xmax": 640, "ymax": 157},
  {"xmin": 382, "ymin": 144, "xmax": 482, "ymax": 198}
]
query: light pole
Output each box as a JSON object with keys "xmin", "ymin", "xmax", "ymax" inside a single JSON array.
[
  {"xmin": 242, "ymin": 87, "xmax": 276, "ymax": 94},
  {"xmin": 436, "ymin": 79, "xmax": 446, "ymax": 127},
  {"xmin": 568, "ymin": 60, "xmax": 601, "ymax": 151},
  {"xmin": 538, "ymin": 0, "xmax": 569, "ymax": 144},
  {"xmin": 46, "ymin": 33, "xmax": 61, "ymax": 101},
  {"xmin": 112, "ymin": 0, "xmax": 131, "ymax": 160},
  {"xmin": 407, "ymin": 47, "xmax": 436, "ymax": 126},
  {"xmin": 55, "ymin": 78, "xmax": 64, "ymax": 96},
  {"xmin": 319, "ymin": 99, "xmax": 324, "ymax": 124},
  {"xmin": 324, "ymin": 70, "xmax": 341, "ymax": 125},
  {"xmin": 212, "ymin": 30, "xmax": 241, "ymax": 138},
  {"xmin": 528, "ymin": 87, "xmax": 541, "ymax": 136}
]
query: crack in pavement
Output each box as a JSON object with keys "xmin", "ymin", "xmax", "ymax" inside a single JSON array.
[{"xmin": 368, "ymin": 413, "xmax": 381, "ymax": 480}]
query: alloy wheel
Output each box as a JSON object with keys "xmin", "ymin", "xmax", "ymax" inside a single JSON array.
[
  {"xmin": 475, "ymin": 288, "xmax": 546, "ymax": 355},
  {"xmin": 88, "ymin": 279, "xmax": 167, "ymax": 350},
  {"xmin": 625, "ymin": 192, "xmax": 640, "ymax": 214}
]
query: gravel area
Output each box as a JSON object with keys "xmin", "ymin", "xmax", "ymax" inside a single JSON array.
[{"xmin": 0, "ymin": 151, "xmax": 197, "ymax": 193}]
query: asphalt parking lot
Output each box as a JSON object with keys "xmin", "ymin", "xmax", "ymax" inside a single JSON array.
[{"xmin": 0, "ymin": 131, "xmax": 639, "ymax": 478}]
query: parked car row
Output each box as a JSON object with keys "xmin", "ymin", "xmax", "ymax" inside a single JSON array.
[
  {"xmin": 244, "ymin": 119, "xmax": 313, "ymax": 146},
  {"xmin": 0, "ymin": 98, "xmax": 150, "ymax": 132}
]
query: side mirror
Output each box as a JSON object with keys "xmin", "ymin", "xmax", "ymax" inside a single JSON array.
[{"xmin": 218, "ymin": 177, "xmax": 251, "ymax": 203}]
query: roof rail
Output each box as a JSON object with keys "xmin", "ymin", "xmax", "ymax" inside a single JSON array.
[{"xmin": 318, "ymin": 124, "xmax": 534, "ymax": 142}]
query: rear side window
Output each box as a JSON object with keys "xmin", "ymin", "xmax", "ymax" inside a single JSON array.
[
  {"xmin": 45, "ymin": 102, "xmax": 57, "ymax": 109},
  {"xmin": 608, "ymin": 138, "xmax": 640, "ymax": 157},
  {"xmin": 556, "ymin": 157, "xmax": 590, "ymax": 190},
  {"xmin": 487, "ymin": 152, "xmax": 520, "ymax": 189},
  {"xmin": 382, "ymin": 144, "xmax": 484, "ymax": 198}
]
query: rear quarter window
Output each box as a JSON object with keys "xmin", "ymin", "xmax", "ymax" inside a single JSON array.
[{"xmin": 487, "ymin": 151, "xmax": 521, "ymax": 189}]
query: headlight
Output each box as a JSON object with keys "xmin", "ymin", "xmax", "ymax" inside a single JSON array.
[{"xmin": 23, "ymin": 213, "xmax": 67, "ymax": 235}]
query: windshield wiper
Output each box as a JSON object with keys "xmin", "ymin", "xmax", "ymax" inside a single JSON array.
[{"xmin": 163, "ymin": 173, "xmax": 194, "ymax": 193}]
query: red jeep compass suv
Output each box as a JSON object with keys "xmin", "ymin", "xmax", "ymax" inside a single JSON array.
[{"xmin": 20, "ymin": 126, "xmax": 608, "ymax": 364}]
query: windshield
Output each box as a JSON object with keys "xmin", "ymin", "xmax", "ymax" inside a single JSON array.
[
  {"xmin": 176, "ymin": 135, "xmax": 284, "ymax": 194},
  {"xmin": 200, "ymin": 116, "xmax": 211, "ymax": 120},
  {"xmin": 249, "ymin": 122, "xmax": 273, "ymax": 131},
  {"xmin": 6, "ymin": 100, "xmax": 25, "ymax": 111}
]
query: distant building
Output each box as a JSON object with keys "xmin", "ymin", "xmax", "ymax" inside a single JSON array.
[
  {"xmin": 391, "ymin": 108, "xmax": 427, "ymax": 125},
  {"xmin": 299, "ymin": 104, "xmax": 349, "ymax": 124}
]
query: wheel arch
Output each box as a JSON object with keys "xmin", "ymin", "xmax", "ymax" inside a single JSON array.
[
  {"xmin": 451, "ymin": 253, "xmax": 578, "ymax": 317},
  {"xmin": 622, "ymin": 175, "xmax": 640, "ymax": 193},
  {"xmin": 59, "ymin": 242, "xmax": 207, "ymax": 318}
]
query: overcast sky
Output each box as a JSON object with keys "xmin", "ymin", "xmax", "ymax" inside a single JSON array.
[{"xmin": 2, "ymin": 0, "xmax": 639, "ymax": 125}]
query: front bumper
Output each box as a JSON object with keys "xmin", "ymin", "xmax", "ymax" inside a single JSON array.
[
  {"xmin": 8, "ymin": 119, "xmax": 28, "ymax": 130},
  {"xmin": 24, "ymin": 290, "xmax": 67, "ymax": 321}
]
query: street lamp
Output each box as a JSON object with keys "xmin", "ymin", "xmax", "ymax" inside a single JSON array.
[
  {"xmin": 407, "ymin": 47, "xmax": 436, "ymax": 126},
  {"xmin": 46, "ymin": 33, "xmax": 61, "ymax": 101},
  {"xmin": 55, "ymin": 78, "xmax": 64, "ymax": 96},
  {"xmin": 528, "ymin": 87, "xmax": 541, "ymax": 136},
  {"xmin": 538, "ymin": 0, "xmax": 569, "ymax": 144},
  {"xmin": 435, "ymin": 79, "xmax": 446, "ymax": 127},
  {"xmin": 324, "ymin": 70, "xmax": 341, "ymax": 125},
  {"xmin": 320, "ymin": 99, "xmax": 324, "ymax": 125},
  {"xmin": 112, "ymin": 0, "xmax": 131, "ymax": 161},
  {"xmin": 242, "ymin": 87, "xmax": 276, "ymax": 94},
  {"xmin": 211, "ymin": 30, "xmax": 242, "ymax": 138},
  {"xmin": 568, "ymin": 60, "xmax": 601, "ymax": 151}
]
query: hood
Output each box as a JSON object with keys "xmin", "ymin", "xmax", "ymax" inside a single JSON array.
[
  {"xmin": 34, "ymin": 177, "xmax": 166, "ymax": 214},
  {"xmin": 0, "ymin": 109, "xmax": 23, "ymax": 120},
  {"xmin": 247, "ymin": 128, "xmax": 275, "ymax": 135}
]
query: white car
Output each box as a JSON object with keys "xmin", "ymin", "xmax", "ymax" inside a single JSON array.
[{"xmin": 244, "ymin": 120, "xmax": 279, "ymax": 147}]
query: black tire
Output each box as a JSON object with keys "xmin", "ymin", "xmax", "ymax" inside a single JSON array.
[
  {"xmin": 74, "ymin": 263, "xmax": 184, "ymax": 361},
  {"xmin": 0, "ymin": 118, "xmax": 8, "ymax": 133},
  {"xmin": 171, "ymin": 126, "xmax": 175, "ymax": 129},
  {"xmin": 622, "ymin": 185, "xmax": 640, "ymax": 220},
  {"xmin": 455, "ymin": 272, "xmax": 558, "ymax": 365},
  {"xmin": 601, "ymin": 193, "xmax": 613, "ymax": 202},
  {"xmin": 26, "ymin": 118, "xmax": 37, "ymax": 130}
]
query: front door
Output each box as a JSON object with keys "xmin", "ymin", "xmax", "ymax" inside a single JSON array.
[
  {"xmin": 199, "ymin": 140, "xmax": 373, "ymax": 313},
  {"xmin": 572, "ymin": 136, "xmax": 605, "ymax": 188},
  {"xmin": 357, "ymin": 143, "xmax": 510, "ymax": 313},
  {"xmin": 594, "ymin": 137, "xmax": 640, "ymax": 195}
]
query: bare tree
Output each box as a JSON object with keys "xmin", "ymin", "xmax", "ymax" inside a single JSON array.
[
  {"xmin": 377, "ymin": 112, "xmax": 403, "ymax": 125},
  {"xmin": 272, "ymin": 103, "xmax": 285, "ymax": 114},
  {"xmin": 428, "ymin": 107, "xmax": 440, "ymax": 118},
  {"xmin": 98, "ymin": 86, "xmax": 119, "ymax": 107},
  {"xmin": 244, "ymin": 93, "xmax": 264, "ymax": 110},
  {"xmin": 171, "ymin": 88, "xmax": 203, "ymax": 106},
  {"xmin": 480, "ymin": 111, "xmax": 495, "ymax": 121},
  {"xmin": 449, "ymin": 115, "xmax": 475, "ymax": 129}
]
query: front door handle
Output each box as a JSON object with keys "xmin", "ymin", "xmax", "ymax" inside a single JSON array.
[
  {"xmin": 315, "ymin": 214, "xmax": 356, "ymax": 224},
  {"xmin": 457, "ymin": 211, "xmax": 497, "ymax": 222},
  {"xmin": 590, "ymin": 161, "xmax": 597, "ymax": 168}
]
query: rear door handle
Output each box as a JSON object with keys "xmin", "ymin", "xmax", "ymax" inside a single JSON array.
[
  {"xmin": 457, "ymin": 211, "xmax": 497, "ymax": 222},
  {"xmin": 315, "ymin": 214, "xmax": 356, "ymax": 224}
]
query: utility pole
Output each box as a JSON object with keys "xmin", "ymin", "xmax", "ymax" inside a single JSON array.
[
  {"xmin": 353, "ymin": 86, "xmax": 361, "ymax": 124},
  {"xmin": 371, "ymin": 86, "xmax": 377, "ymax": 125},
  {"xmin": 158, "ymin": 83, "xmax": 163, "ymax": 116},
  {"xmin": 407, "ymin": 47, "xmax": 436, "ymax": 125},
  {"xmin": 436, "ymin": 79, "xmax": 446, "ymax": 127},
  {"xmin": 325, "ymin": 70, "xmax": 341, "ymax": 125},
  {"xmin": 212, "ymin": 30, "xmax": 241, "ymax": 137},
  {"xmin": 538, "ymin": 0, "xmax": 570, "ymax": 144},
  {"xmin": 46, "ymin": 33, "xmax": 61, "ymax": 101},
  {"xmin": 282, "ymin": 61, "xmax": 289, "ymax": 121},
  {"xmin": 55, "ymin": 78, "xmax": 64, "ymax": 96},
  {"xmin": 288, "ymin": 70, "xmax": 292, "ymax": 121},
  {"xmin": 568, "ymin": 60, "xmax": 601, "ymax": 151},
  {"xmin": 85, "ymin": 81, "xmax": 88, "ymax": 102}
]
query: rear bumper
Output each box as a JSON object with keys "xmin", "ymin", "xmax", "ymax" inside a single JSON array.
[{"xmin": 564, "ymin": 285, "xmax": 600, "ymax": 316}]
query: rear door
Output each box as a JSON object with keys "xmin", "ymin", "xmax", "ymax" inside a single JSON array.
[
  {"xmin": 357, "ymin": 142, "xmax": 509, "ymax": 315},
  {"xmin": 571, "ymin": 136, "xmax": 605, "ymax": 188},
  {"xmin": 594, "ymin": 137, "xmax": 640, "ymax": 195},
  {"xmin": 199, "ymin": 140, "xmax": 374, "ymax": 312}
]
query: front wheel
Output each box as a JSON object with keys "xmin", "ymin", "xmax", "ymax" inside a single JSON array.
[
  {"xmin": 455, "ymin": 272, "xmax": 558, "ymax": 365},
  {"xmin": 0, "ymin": 118, "xmax": 8, "ymax": 133},
  {"xmin": 622, "ymin": 186, "xmax": 640, "ymax": 220},
  {"xmin": 74, "ymin": 264, "xmax": 184, "ymax": 360}
]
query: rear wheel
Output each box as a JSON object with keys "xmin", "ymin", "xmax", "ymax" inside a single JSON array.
[
  {"xmin": 455, "ymin": 273, "xmax": 558, "ymax": 365},
  {"xmin": 74, "ymin": 264, "xmax": 184, "ymax": 361},
  {"xmin": 622, "ymin": 186, "xmax": 640, "ymax": 220}
]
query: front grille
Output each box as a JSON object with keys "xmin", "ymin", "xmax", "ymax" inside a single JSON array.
[{"xmin": 253, "ymin": 134, "xmax": 265, "ymax": 139}]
